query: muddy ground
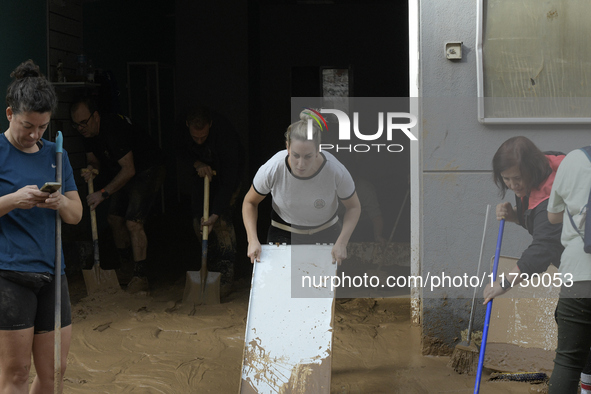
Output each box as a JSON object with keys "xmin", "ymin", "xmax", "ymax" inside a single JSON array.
[
  {"xmin": 39, "ymin": 210, "xmax": 554, "ymax": 393},
  {"xmin": 48, "ymin": 270, "xmax": 551, "ymax": 394}
]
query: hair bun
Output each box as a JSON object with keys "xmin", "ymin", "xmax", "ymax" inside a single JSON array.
[
  {"xmin": 10, "ymin": 60, "xmax": 41, "ymax": 80},
  {"xmin": 299, "ymin": 109, "xmax": 316, "ymax": 122}
]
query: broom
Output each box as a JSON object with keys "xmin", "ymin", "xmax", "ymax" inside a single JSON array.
[
  {"xmin": 474, "ymin": 218, "xmax": 506, "ymax": 393},
  {"xmin": 448, "ymin": 204, "xmax": 491, "ymax": 374}
]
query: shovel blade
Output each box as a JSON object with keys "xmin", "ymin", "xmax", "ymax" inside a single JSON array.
[
  {"xmin": 82, "ymin": 264, "xmax": 120, "ymax": 295},
  {"xmin": 182, "ymin": 270, "xmax": 221, "ymax": 307}
]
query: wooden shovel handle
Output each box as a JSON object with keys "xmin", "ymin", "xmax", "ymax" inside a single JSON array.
[
  {"xmin": 87, "ymin": 176, "xmax": 99, "ymax": 243},
  {"xmin": 202, "ymin": 171, "xmax": 216, "ymax": 241},
  {"xmin": 203, "ymin": 176, "xmax": 210, "ymax": 241}
]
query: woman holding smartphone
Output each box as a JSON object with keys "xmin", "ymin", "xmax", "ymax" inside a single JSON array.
[{"xmin": 0, "ymin": 60, "xmax": 82, "ymax": 393}]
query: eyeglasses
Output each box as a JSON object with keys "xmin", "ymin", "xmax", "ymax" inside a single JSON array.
[{"xmin": 72, "ymin": 111, "xmax": 95, "ymax": 130}]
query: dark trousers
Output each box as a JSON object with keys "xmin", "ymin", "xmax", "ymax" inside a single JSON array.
[
  {"xmin": 548, "ymin": 282, "xmax": 591, "ymax": 394},
  {"xmin": 193, "ymin": 215, "xmax": 236, "ymax": 286}
]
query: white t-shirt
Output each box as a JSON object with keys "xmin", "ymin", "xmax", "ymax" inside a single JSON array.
[
  {"xmin": 547, "ymin": 148, "xmax": 591, "ymax": 282},
  {"xmin": 253, "ymin": 150, "xmax": 355, "ymax": 227}
]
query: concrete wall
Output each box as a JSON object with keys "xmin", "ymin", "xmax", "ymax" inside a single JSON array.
[{"xmin": 419, "ymin": 0, "xmax": 591, "ymax": 353}]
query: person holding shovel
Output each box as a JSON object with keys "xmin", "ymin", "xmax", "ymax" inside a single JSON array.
[
  {"xmin": 483, "ymin": 136, "xmax": 565, "ymax": 303},
  {"xmin": 0, "ymin": 60, "xmax": 83, "ymax": 393},
  {"xmin": 71, "ymin": 96, "xmax": 165, "ymax": 293},
  {"xmin": 242, "ymin": 110, "xmax": 361, "ymax": 265},
  {"xmin": 184, "ymin": 105, "xmax": 244, "ymax": 297}
]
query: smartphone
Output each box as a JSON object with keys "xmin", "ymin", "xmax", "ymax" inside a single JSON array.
[{"xmin": 40, "ymin": 182, "xmax": 61, "ymax": 193}]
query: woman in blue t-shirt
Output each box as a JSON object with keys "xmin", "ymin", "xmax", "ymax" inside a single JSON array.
[{"xmin": 0, "ymin": 60, "xmax": 82, "ymax": 392}]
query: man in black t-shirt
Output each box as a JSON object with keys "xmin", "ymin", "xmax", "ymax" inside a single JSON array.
[
  {"xmin": 71, "ymin": 96, "xmax": 165, "ymax": 293},
  {"xmin": 183, "ymin": 105, "xmax": 244, "ymax": 297}
]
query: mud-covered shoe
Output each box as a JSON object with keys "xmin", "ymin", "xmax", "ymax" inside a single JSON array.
[
  {"xmin": 126, "ymin": 276, "xmax": 149, "ymax": 294},
  {"xmin": 116, "ymin": 264, "xmax": 135, "ymax": 286}
]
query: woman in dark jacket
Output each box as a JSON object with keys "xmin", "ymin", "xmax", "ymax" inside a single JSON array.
[{"xmin": 483, "ymin": 136, "xmax": 564, "ymax": 302}]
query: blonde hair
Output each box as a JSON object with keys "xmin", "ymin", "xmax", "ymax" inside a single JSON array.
[{"xmin": 284, "ymin": 109, "xmax": 321, "ymax": 149}]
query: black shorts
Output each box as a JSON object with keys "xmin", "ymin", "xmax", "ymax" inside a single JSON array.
[
  {"xmin": 109, "ymin": 164, "xmax": 166, "ymax": 223},
  {"xmin": 0, "ymin": 274, "xmax": 71, "ymax": 333}
]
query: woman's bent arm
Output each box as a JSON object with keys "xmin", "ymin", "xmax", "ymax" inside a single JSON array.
[{"xmin": 242, "ymin": 185, "xmax": 266, "ymax": 263}]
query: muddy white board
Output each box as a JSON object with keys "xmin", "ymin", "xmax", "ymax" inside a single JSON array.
[
  {"xmin": 240, "ymin": 244, "xmax": 337, "ymax": 394},
  {"xmin": 488, "ymin": 255, "xmax": 559, "ymax": 351}
]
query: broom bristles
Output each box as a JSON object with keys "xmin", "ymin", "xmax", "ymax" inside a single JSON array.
[
  {"xmin": 448, "ymin": 342, "xmax": 479, "ymax": 374},
  {"xmin": 489, "ymin": 372, "xmax": 548, "ymax": 383}
]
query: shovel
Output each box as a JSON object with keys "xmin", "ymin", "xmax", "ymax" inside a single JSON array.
[
  {"xmin": 182, "ymin": 175, "xmax": 221, "ymax": 308},
  {"xmin": 82, "ymin": 172, "xmax": 120, "ymax": 294}
]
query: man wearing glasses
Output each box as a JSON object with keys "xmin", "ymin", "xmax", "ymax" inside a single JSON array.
[{"xmin": 71, "ymin": 96, "xmax": 165, "ymax": 293}]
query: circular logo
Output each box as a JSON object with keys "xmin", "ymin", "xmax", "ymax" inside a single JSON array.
[{"xmin": 314, "ymin": 199, "xmax": 326, "ymax": 209}]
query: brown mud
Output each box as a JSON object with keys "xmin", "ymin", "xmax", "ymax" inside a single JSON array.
[
  {"xmin": 30, "ymin": 214, "xmax": 553, "ymax": 393},
  {"xmin": 32, "ymin": 272, "xmax": 553, "ymax": 394}
]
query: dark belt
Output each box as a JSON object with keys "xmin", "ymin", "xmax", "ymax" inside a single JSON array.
[
  {"xmin": 0, "ymin": 270, "xmax": 52, "ymax": 289},
  {"xmin": 271, "ymin": 216, "xmax": 338, "ymax": 235}
]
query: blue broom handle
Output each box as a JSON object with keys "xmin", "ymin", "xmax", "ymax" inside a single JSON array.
[{"xmin": 474, "ymin": 218, "xmax": 505, "ymax": 394}]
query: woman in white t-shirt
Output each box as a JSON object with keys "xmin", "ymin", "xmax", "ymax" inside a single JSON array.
[{"xmin": 242, "ymin": 110, "xmax": 361, "ymax": 265}]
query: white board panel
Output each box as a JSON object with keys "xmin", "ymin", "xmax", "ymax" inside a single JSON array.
[{"xmin": 240, "ymin": 244, "xmax": 337, "ymax": 394}]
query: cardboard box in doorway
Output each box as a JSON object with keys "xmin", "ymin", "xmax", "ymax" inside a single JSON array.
[{"xmin": 488, "ymin": 256, "xmax": 558, "ymax": 351}]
